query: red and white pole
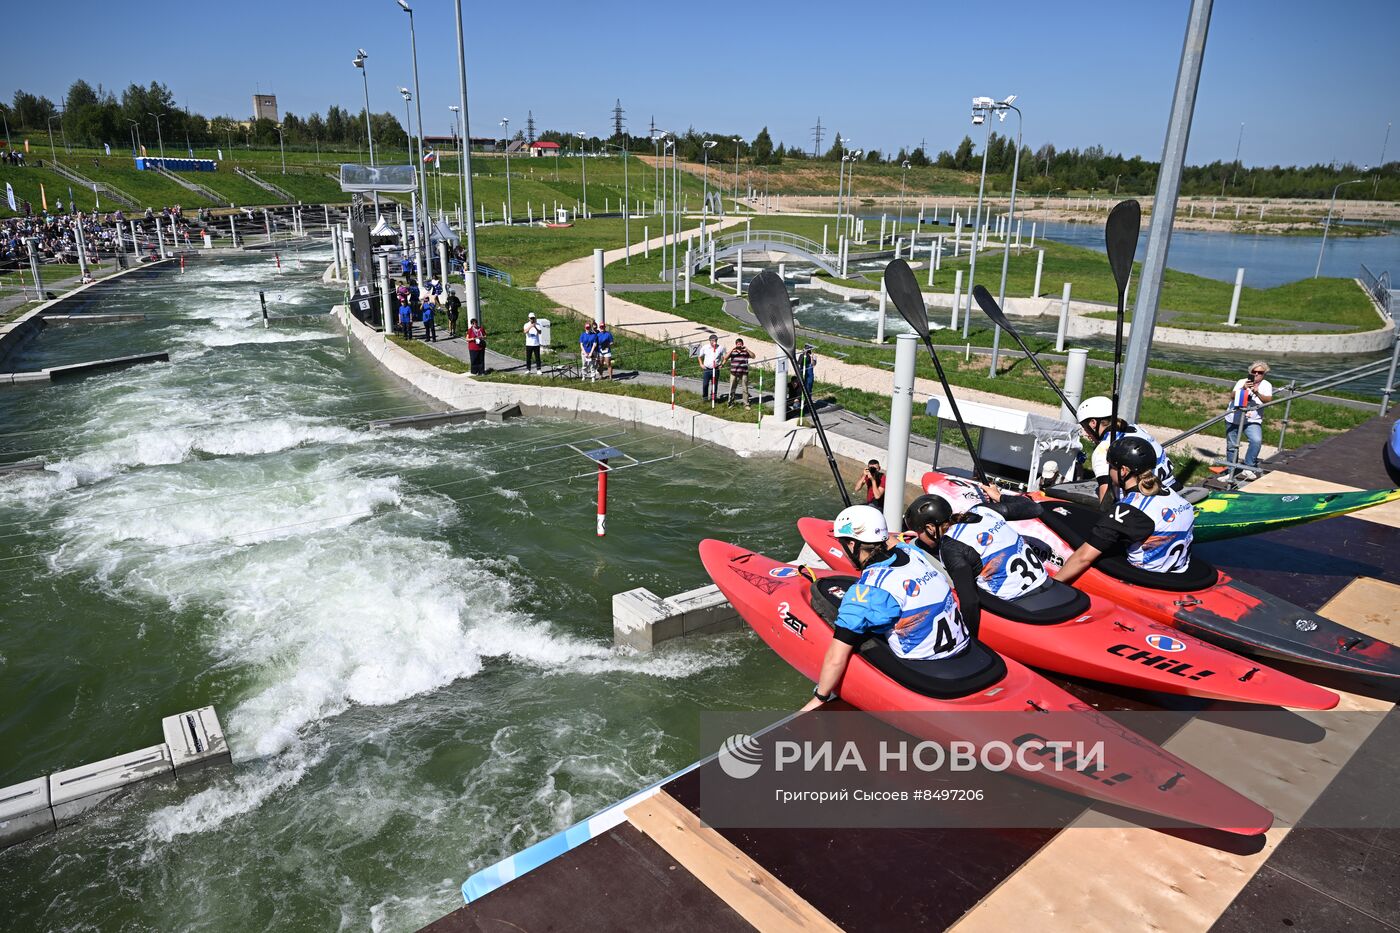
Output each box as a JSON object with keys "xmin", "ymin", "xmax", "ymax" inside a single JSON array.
[
  {"xmin": 179, "ymin": 255, "xmax": 185, "ymax": 274},
  {"xmin": 274, "ymin": 252, "xmax": 281, "ymax": 269},
  {"xmin": 596, "ymin": 459, "xmax": 608, "ymax": 537},
  {"xmin": 670, "ymin": 350, "xmax": 676, "ymax": 410}
]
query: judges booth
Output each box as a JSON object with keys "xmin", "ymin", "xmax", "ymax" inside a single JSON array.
[{"xmin": 926, "ymin": 397, "xmax": 1082, "ymax": 491}]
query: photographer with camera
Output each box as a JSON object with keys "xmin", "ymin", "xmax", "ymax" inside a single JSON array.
[
  {"xmin": 855, "ymin": 459, "xmax": 886, "ymax": 511},
  {"xmin": 1225, "ymin": 361, "xmax": 1274, "ymax": 481}
]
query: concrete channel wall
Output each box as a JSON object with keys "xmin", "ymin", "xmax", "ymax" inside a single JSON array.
[{"xmin": 0, "ymin": 259, "xmax": 176, "ymax": 369}]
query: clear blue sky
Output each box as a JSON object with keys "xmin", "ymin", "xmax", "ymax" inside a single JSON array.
[{"xmin": 4, "ymin": 0, "xmax": 1396, "ymax": 167}]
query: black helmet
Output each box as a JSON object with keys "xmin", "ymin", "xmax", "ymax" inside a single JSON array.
[
  {"xmin": 1107, "ymin": 436, "xmax": 1157, "ymax": 473},
  {"xmin": 904, "ymin": 494, "xmax": 953, "ymax": 533}
]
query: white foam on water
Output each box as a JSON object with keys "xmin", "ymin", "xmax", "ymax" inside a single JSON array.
[
  {"xmin": 17, "ymin": 417, "xmax": 371, "ymax": 498},
  {"xmin": 193, "ymin": 330, "xmax": 337, "ymax": 348},
  {"xmin": 144, "ymin": 745, "xmax": 322, "ymax": 844}
]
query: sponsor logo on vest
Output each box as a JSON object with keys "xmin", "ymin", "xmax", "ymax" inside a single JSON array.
[
  {"xmin": 903, "ymin": 579, "xmax": 922, "ymax": 597},
  {"xmin": 1108, "ymin": 644, "xmax": 1216, "ymax": 681},
  {"xmin": 977, "ymin": 531, "xmax": 994, "ymax": 547}
]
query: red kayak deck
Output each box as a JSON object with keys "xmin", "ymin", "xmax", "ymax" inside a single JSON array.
[
  {"xmin": 700, "ymin": 539, "xmax": 1272, "ymax": 835},
  {"xmin": 794, "ymin": 517, "xmax": 1338, "ymax": 710},
  {"xmin": 920, "ymin": 471, "xmax": 1400, "ymax": 683}
]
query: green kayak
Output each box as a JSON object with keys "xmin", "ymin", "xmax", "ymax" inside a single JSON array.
[
  {"xmin": 1190, "ymin": 487, "xmax": 1400, "ymax": 541},
  {"xmin": 1042, "ymin": 481, "xmax": 1400, "ymax": 542}
]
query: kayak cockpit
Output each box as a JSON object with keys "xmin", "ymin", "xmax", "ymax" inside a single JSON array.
[
  {"xmin": 807, "ymin": 574, "xmax": 1009, "ymax": 699},
  {"xmin": 1038, "ymin": 500, "xmax": 1221, "ymax": 592}
]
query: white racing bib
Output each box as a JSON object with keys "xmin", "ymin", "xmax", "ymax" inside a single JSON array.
[{"xmin": 947, "ymin": 505, "xmax": 1049, "ymax": 600}]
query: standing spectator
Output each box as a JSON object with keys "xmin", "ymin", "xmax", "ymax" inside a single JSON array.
[
  {"xmin": 579, "ymin": 322, "xmax": 599, "ymax": 377},
  {"xmin": 726, "ymin": 337, "xmax": 753, "ymax": 409},
  {"xmin": 398, "ymin": 300, "xmax": 413, "ymax": 340},
  {"xmin": 395, "ymin": 280, "xmax": 409, "ymax": 309},
  {"xmin": 596, "ymin": 322, "xmax": 615, "ymax": 379},
  {"xmin": 445, "ymin": 290, "xmax": 461, "ymax": 336},
  {"xmin": 421, "ymin": 299, "xmax": 437, "ymax": 342},
  {"xmin": 1225, "ymin": 361, "xmax": 1274, "ymax": 480},
  {"xmin": 522, "ymin": 312, "xmax": 543, "ymax": 373},
  {"xmin": 855, "ymin": 460, "xmax": 886, "ymax": 510},
  {"xmin": 801, "ymin": 347, "xmax": 816, "ymax": 397},
  {"xmin": 698, "ymin": 334, "xmax": 725, "ymax": 403},
  {"xmin": 466, "ymin": 318, "xmax": 486, "ymax": 374}
]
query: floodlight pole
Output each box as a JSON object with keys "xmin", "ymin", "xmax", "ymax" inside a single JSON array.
[
  {"xmin": 1314, "ymin": 179, "xmax": 1366, "ymax": 278},
  {"xmin": 453, "ymin": 0, "xmax": 483, "ymax": 324},
  {"xmin": 988, "ymin": 101, "xmax": 1022, "ymax": 377},
  {"xmin": 962, "ymin": 106, "xmax": 992, "ymax": 338},
  {"xmin": 148, "ymin": 112, "xmax": 166, "ymax": 163},
  {"xmin": 501, "ymin": 117, "xmax": 513, "ymax": 223},
  {"xmin": 400, "ymin": 1, "xmax": 433, "ymax": 279},
  {"xmin": 354, "ymin": 50, "xmax": 381, "ymax": 220}
]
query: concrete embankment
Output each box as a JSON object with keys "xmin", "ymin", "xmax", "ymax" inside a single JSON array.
[{"xmin": 0, "ymin": 259, "xmax": 176, "ymax": 369}]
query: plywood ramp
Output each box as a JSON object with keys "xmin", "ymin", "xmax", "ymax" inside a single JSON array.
[
  {"xmin": 626, "ymin": 791, "xmax": 841, "ymax": 932},
  {"xmin": 949, "ymin": 579, "xmax": 1397, "ymax": 933}
]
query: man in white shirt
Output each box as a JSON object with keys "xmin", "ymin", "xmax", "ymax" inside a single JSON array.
[
  {"xmin": 1225, "ymin": 360, "xmax": 1274, "ymax": 480},
  {"xmin": 522, "ymin": 312, "xmax": 543, "ymax": 374},
  {"xmin": 697, "ymin": 334, "xmax": 725, "ymax": 402}
]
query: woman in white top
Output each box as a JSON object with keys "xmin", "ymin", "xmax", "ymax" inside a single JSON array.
[{"xmin": 1225, "ymin": 361, "xmax": 1274, "ymax": 480}]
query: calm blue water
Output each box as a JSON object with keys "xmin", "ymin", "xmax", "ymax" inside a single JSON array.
[
  {"xmin": 1032, "ymin": 220, "xmax": 1399, "ymax": 288},
  {"xmin": 860, "ymin": 212, "xmax": 1399, "ymax": 287}
]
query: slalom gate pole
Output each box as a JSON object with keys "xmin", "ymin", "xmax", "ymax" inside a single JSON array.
[
  {"xmin": 274, "ymin": 252, "xmax": 281, "ymax": 270},
  {"xmin": 259, "ymin": 290, "xmax": 268, "ymax": 329},
  {"xmin": 596, "ymin": 458, "xmax": 608, "ymax": 537}
]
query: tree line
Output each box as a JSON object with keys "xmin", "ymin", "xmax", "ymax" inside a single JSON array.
[{"xmin": 5, "ymin": 80, "xmax": 1393, "ymax": 199}]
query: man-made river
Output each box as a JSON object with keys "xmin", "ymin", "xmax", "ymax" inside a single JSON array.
[{"xmin": 0, "ymin": 252, "xmax": 831, "ymax": 931}]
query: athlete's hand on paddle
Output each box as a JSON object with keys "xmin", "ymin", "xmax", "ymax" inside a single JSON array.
[{"xmin": 980, "ymin": 483, "xmax": 1002, "ymax": 503}]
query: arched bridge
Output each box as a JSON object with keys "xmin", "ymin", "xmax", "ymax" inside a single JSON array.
[{"xmin": 690, "ymin": 229, "xmax": 840, "ymax": 278}]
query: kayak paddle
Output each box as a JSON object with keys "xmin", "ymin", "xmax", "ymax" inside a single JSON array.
[
  {"xmin": 748, "ymin": 269, "xmax": 852, "ymax": 506},
  {"xmin": 883, "ymin": 258, "xmax": 987, "ymax": 484}
]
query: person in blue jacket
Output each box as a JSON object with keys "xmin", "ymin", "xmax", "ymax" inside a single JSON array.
[
  {"xmin": 801, "ymin": 506, "xmax": 979, "ymax": 711},
  {"xmin": 421, "ymin": 299, "xmax": 437, "ymax": 342},
  {"xmin": 398, "ymin": 301, "xmax": 413, "ymax": 340},
  {"xmin": 579, "ymin": 322, "xmax": 600, "ymax": 376}
]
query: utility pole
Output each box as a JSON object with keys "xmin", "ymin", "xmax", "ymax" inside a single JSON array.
[
  {"xmin": 612, "ymin": 99, "xmax": 625, "ymax": 141},
  {"xmin": 811, "ymin": 116, "xmax": 824, "ymax": 158},
  {"xmin": 526, "ymin": 110, "xmax": 536, "ymax": 144}
]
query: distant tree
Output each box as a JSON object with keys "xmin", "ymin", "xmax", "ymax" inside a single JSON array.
[
  {"xmin": 864, "ymin": 149, "xmax": 882, "ymax": 163},
  {"xmin": 909, "ymin": 146, "xmax": 931, "ymax": 167},
  {"xmin": 751, "ymin": 126, "xmax": 774, "ymax": 165},
  {"xmin": 11, "ymin": 90, "xmax": 56, "ymax": 129},
  {"xmin": 824, "ymin": 131, "xmax": 844, "ymax": 161},
  {"xmin": 953, "ymin": 135, "xmax": 974, "ymax": 170}
]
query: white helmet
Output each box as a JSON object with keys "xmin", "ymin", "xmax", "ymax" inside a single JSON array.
[
  {"xmin": 1075, "ymin": 395, "xmax": 1113, "ymax": 423},
  {"xmin": 833, "ymin": 505, "xmax": 887, "ymax": 544}
]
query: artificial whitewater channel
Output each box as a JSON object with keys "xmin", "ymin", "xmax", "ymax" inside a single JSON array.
[{"xmin": 0, "ymin": 251, "xmax": 833, "ymax": 930}]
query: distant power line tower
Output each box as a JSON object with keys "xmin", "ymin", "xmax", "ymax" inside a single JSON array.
[
  {"xmin": 649, "ymin": 115, "xmax": 656, "ymax": 141},
  {"xmin": 612, "ymin": 99, "xmax": 625, "ymax": 139},
  {"xmin": 811, "ymin": 117, "xmax": 825, "ymax": 157},
  {"xmin": 526, "ymin": 111, "xmax": 536, "ymax": 144}
]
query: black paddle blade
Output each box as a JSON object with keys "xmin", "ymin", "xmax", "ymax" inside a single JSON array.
[
  {"xmin": 972, "ymin": 284, "xmax": 1019, "ymax": 338},
  {"xmin": 882, "ymin": 259, "xmax": 930, "ymax": 340},
  {"xmin": 747, "ymin": 269, "xmax": 796, "ymax": 358},
  {"xmin": 1105, "ymin": 199, "xmax": 1141, "ymax": 298}
]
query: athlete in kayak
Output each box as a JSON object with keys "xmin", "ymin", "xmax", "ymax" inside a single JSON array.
[
  {"xmin": 903, "ymin": 486, "xmax": 1055, "ymax": 604},
  {"xmin": 800, "ymin": 505, "xmax": 979, "ymax": 712},
  {"xmin": 1056, "ymin": 436, "xmax": 1196, "ymax": 586},
  {"xmin": 1075, "ymin": 396, "xmax": 1175, "ymax": 502}
]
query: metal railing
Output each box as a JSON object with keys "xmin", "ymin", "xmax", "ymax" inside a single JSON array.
[
  {"xmin": 152, "ymin": 165, "xmax": 230, "ymax": 206},
  {"xmin": 712, "ymin": 228, "xmax": 830, "ymax": 257},
  {"xmin": 48, "ymin": 160, "xmax": 138, "ymax": 209},
  {"xmin": 235, "ymin": 168, "xmax": 294, "ymax": 202},
  {"xmin": 1360, "ymin": 263, "xmax": 1393, "ymax": 318}
]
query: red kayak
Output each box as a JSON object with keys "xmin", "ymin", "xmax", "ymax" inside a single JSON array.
[
  {"xmin": 700, "ymin": 539, "xmax": 1272, "ymax": 834},
  {"xmin": 921, "ymin": 471, "xmax": 1400, "ymax": 682},
  {"xmin": 796, "ymin": 518, "xmax": 1338, "ymax": 709}
]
